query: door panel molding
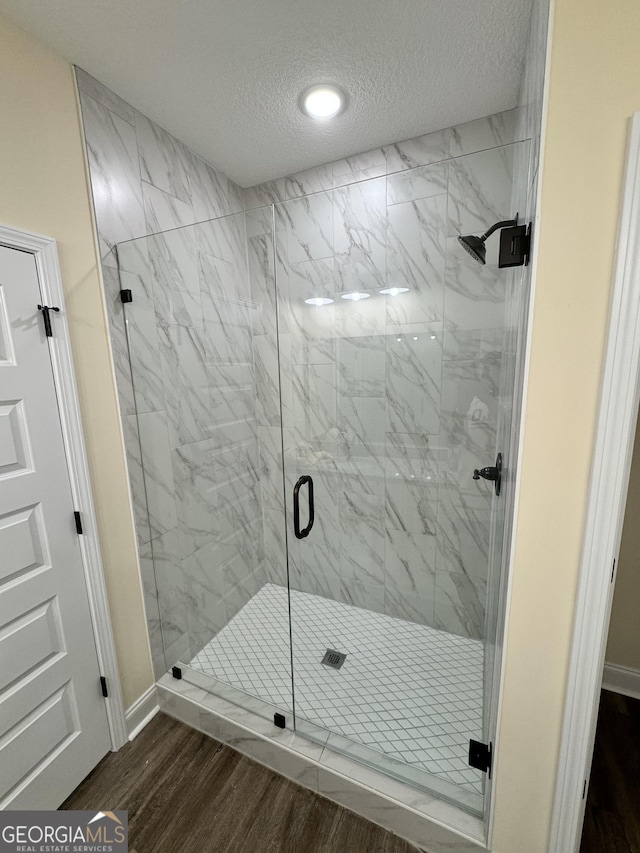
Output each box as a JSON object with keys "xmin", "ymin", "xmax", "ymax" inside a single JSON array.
[{"xmin": 0, "ymin": 222, "xmax": 127, "ymax": 750}]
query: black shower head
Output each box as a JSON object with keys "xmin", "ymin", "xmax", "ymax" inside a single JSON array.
[
  {"xmin": 457, "ymin": 217, "xmax": 518, "ymax": 265},
  {"xmin": 457, "ymin": 234, "xmax": 487, "ymax": 265}
]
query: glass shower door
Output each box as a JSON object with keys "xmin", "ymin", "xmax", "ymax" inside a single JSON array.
[
  {"xmin": 275, "ymin": 142, "xmax": 530, "ymax": 812},
  {"xmin": 116, "ymin": 208, "xmax": 294, "ymax": 724}
]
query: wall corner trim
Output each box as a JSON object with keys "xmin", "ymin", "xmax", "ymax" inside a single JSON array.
[
  {"xmin": 126, "ymin": 685, "xmax": 159, "ymax": 741},
  {"xmin": 548, "ymin": 111, "xmax": 640, "ymax": 853}
]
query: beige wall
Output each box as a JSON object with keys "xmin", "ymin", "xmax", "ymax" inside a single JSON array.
[
  {"xmin": 0, "ymin": 13, "xmax": 153, "ymax": 709},
  {"xmin": 492, "ymin": 0, "xmax": 640, "ymax": 850},
  {"xmin": 606, "ymin": 418, "xmax": 640, "ymax": 670}
]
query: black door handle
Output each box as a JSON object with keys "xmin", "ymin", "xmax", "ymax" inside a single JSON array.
[
  {"xmin": 293, "ymin": 475, "xmax": 314, "ymax": 539},
  {"xmin": 473, "ymin": 452, "xmax": 503, "ymax": 496}
]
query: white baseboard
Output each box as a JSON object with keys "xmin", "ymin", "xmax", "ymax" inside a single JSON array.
[
  {"xmin": 125, "ymin": 685, "xmax": 159, "ymax": 741},
  {"xmin": 602, "ymin": 662, "xmax": 640, "ymax": 700}
]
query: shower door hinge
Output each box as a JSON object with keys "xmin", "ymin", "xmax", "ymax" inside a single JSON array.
[
  {"xmin": 498, "ymin": 223, "xmax": 531, "ymax": 268},
  {"xmin": 120, "ymin": 289, "xmax": 133, "ymax": 303},
  {"xmin": 172, "ymin": 666, "xmax": 182, "ymax": 680},
  {"xmin": 100, "ymin": 676, "xmax": 109, "ymax": 698},
  {"xmin": 468, "ymin": 739, "xmax": 493, "ymax": 777},
  {"xmin": 74, "ymin": 511, "xmax": 83, "ymax": 534}
]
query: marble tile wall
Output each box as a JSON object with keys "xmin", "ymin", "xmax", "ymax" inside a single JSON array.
[
  {"xmin": 79, "ymin": 58, "xmax": 531, "ymax": 665},
  {"xmin": 249, "ymin": 111, "xmax": 528, "ymax": 641},
  {"xmin": 76, "ymin": 69, "xmax": 259, "ymax": 677}
]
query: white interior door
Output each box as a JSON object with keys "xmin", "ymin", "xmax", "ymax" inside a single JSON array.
[{"xmin": 0, "ymin": 244, "xmax": 111, "ymax": 809}]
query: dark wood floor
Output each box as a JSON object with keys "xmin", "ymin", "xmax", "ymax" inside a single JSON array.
[
  {"xmin": 62, "ymin": 712, "xmax": 422, "ymax": 853},
  {"xmin": 580, "ymin": 690, "xmax": 640, "ymax": 853}
]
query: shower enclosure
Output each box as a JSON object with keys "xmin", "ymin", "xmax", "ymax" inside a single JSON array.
[{"xmin": 117, "ymin": 138, "xmax": 530, "ymax": 816}]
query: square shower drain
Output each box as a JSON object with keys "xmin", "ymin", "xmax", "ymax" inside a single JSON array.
[{"xmin": 321, "ymin": 648, "xmax": 347, "ymax": 669}]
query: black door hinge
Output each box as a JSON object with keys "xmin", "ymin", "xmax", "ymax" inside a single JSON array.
[
  {"xmin": 74, "ymin": 511, "xmax": 83, "ymax": 534},
  {"xmin": 172, "ymin": 666, "xmax": 182, "ymax": 680},
  {"xmin": 498, "ymin": 223, "xmax": 532, "ymax": 268},
  {"xmin": 37, "ymin": 304, "xmax": 60, "ymax": 337},
  {"xmin": 120, "ymin": 289, "xmax": 133, "ymax": 303},
  {"xmin": 100, "ymin": 676, "xmax": 108, "ymax": 698},
  {"xmin": 274, "ymin": 713, "xmax": 286, "ymax": 729},
  {"xmin": 469, "ymin": 739, "xmax": 493, "ymax": 777}
]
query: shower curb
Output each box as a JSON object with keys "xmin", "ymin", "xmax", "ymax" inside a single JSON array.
[{"xmin": 157, "ymin": 675, "xmax": 486, "ymax": 852}]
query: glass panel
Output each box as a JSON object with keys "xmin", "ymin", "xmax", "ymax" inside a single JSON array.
[
  {"xmin": 275, "ymin": 140, "xmax": 530, "ymax": 813},
  {"xmin": 117, "ymin": 209, "xmax": 294, "ymax": 723}
]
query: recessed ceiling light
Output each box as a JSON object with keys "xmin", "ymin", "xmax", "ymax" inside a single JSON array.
[
  {"xmin": 304, "ymin": 296, "xmax": 334, "ymax": 306},
  {"xmin": 300, "ymin": 85, "xmax": 346, "ymax": 119},
  {"xmin": 340, "ymin": 291, "xmax": 370, "ymax": 302},
  {"xmin": 379, "ymin": 287, "xmax": 410, "ymax": 296}
]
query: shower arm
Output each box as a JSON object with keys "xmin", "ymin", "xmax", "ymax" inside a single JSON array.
[{"xmin": 480, "ymin": 217, "xmax": 518, "ymax": 242}]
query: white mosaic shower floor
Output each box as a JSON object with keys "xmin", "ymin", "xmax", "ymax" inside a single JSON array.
[{"xmin": 190, "ymin": 583, "xmax": 484, "ymax": 793}]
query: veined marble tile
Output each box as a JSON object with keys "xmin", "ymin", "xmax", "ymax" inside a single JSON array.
[
  {"xmin": 146, "ymin": 228, "xmax": 199, "ymax": 300},
  {"xmin": 75, "ymin": 68, "xmax": 135, "ymax": 125},
  {"xmin": 278, "ymin": 257, "xmax": 337, "ymax": 350},
  {"xmin": 336, "ymin": 335, "xmax": 385, "ymax": 398},
  {"xmin": 202, "ymin": 294, "xmax": 253, "ymax": 364},
  {"xmin": 142, "ymin": 181, "xmax": 195, "ymax": 234},
  {"xmin": 450, "ymin": 109, "xmax": 519, "ymax": 158},
  {"xmin": 248, "ymin": 233, "xmax": 277, "ymax": 337},
  {"xmin": 334, "ymin": 178, "xmax": 387, "ymax": 291},
  {"xmin": 385, "ymin": 329, "xmax": 442, "ymax": 436},
  {"xmin": 172, "ymin": 437, "xmax": 258, "ymax": 557},
  {"xmin": 79, "ymin": 92, "xmax": 145, "ymax": 257},
  {"xmin": 158, "ymin": 323, "xmax": 210, "ymax": 447},
  {"xmin": 337, "ymin": 395, "xmax": 385, "ymax": 449},
  {"xmin": 126, "ymin": 302, "xmax": 167, "ymax": 415},
  {"xmin": 444, "ymin": 236, "xmax": 507, "ymax": 332},
  {"xmin": 339, "ymin": 513, "xmax": 385, "ymax": 588},
  {"xmin": 384, "ymin": 585, "xmax": 435, "ymax": 629},
  {"xmin": 195, "ymin": 213, "xmax": 247, "ymax": 267},
  {"xmin": 188, "ymin": 151, "xmax": 242, "ymax": 221},
  {"xmin": 136, "ymin": 112, "xmax": 192, "ymax": 204},
  {"xmin": 258, "ymin": 426, "xmax": 287, "ymax": 510},
  {"xmin": 280, "ymin": 191, "xmax": 334, "ymax": 264},
  {"xmin": 137, "ymin": 410, "xmax": 178, "ymax": 539},
  {"xmin": 122, "ymin": 414, "xmax": 151, "ymax": 546},
  {"xmin": 285, "ymin": 164, "xmax": 334, "ymax": 199},
  {"xmin": 384, "ymin": 526, "xmax": 436, "ymax": 600},
  {"xmin": 386, "ymin": 194, "xmax": 447, "ymax": 325},
  {"xmin": 252, "ymin": 334, "xmax": 281, "ymax": 429},
  {"xmin": 447, "ymin": 145, "xmax": 515, "ymax": 239},
  {"xmin": 443, "ymin": 326, "xmax": 505, "ymax": 361},
  {"xmin": 440, "ymin": 359, "xmax": 499, "ymax": 458},
  {"xmin": 385, "ymin": 472, "xmax": 438, "ymax": 538},
  {"xmin": 151, "ymin": 527, "xmax": 189, "ymax": 652},
  {"xmin": 292, "ymin": 362, "xmax": 337, "ymax": 443},
  {"xmin": 335, "ymin": 293, "xmax": 387, "ymax": 338},
  {"xmin": 434, "ymin": 570, "xmax": 486, "ymax": 641},
  {"xmin": 243, "ymin": 178, "xmax": 287, "ymax": 210},
  {"xmin": 338, "ymin": 576, "xmax": 386, "ymax": 615},
  {"xmin": 384, "ymin": 128, "xmax": 451, "ymax": 173},
  {"xmin": 332, "ymin": 148, "xmax": 386, "ymax": 184},
  {"xmin": 436, "ymin": 486, "xmax": 491, "ymax": 581},
  {"xmin": 387, "ymin": 161, "xmax": 448, "ymax": 206},
  {"xmin": 198, "ymin": 253, "xmax": 250, "ymax": 305}
]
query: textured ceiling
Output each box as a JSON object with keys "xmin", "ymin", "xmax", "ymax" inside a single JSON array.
[{"xmin": 0, "ymin": 0, "xmax": 533, "ymax": 186}]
